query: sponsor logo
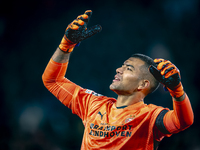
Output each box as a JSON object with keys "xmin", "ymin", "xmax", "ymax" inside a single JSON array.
[
  {"xmin": 98, "ymin": 111, "xmax": 106, "ymax": 120},
  {"xmin": 89, "ymin": 123, "xmax": 132, "ymax": 138}
]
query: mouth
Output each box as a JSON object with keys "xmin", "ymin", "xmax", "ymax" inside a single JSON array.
[{"xmin": 113, "ymin": 75, "xmax": 121, "ymax": 82}]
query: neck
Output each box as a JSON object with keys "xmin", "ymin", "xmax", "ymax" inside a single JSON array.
[{"xmin": 116, "ymin": 92, "xmax": 145, "ymax": 107}]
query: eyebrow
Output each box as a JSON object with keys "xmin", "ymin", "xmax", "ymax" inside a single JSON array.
[{"xmin": 123, "ymin": 62, "xmax": 135, "ymax": 70}]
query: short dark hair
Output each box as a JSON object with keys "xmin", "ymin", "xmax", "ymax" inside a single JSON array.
[{"xmin": 131, "ymin": 53, "xmax": 160, "ymax": 94}]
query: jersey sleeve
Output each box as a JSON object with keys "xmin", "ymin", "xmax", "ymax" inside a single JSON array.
[
  {"xmin": 163, "ymin": 94, "xmax": 194, "ymax": 134},
  {"xmin": 153, "ymin": 109, "xmax": 172, "ymax": 142},
  {"xmin": 154, "ymin": 93, "xmax": 194, "ymax": 141},
  {"xmin": 42, "ymin": 59, "xmax": 106, "ymax": 123}
]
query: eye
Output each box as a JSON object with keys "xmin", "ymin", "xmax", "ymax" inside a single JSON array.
[{"xmin": 127, "ymin": 67, "xmax": 132, "ymax": 71}]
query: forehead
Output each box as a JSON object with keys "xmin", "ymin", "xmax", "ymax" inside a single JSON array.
[{"xmin": 124, "ymin": 57, "xmax": 145, "ymax": 67}]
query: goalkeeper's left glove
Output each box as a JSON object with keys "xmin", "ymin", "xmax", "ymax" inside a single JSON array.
[
  {"xmin": 59, "ymin": 10, "xmax": 102, "ymax": 53},
  {"xmin": 149, "ymin": 58, "xmax": 184, "ymax": 98}
]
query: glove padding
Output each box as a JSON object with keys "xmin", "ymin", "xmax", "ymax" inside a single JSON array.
[
  {"xmin": 59, "ymin": 10, "xmax": 102, "ymax": 52},
  {"xmin": 149, "ymin": 58, "xmax": 184, "ymax": 98}
]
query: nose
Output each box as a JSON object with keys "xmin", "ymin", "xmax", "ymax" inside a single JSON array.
[{"xmin": 116, "ymin": 66, "xmax": 123, "ymax": 74}]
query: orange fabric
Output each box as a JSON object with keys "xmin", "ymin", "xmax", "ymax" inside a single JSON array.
[
  {"xmin": 42, "ymin": 59, "xmax": 192, "ymax": 150},
  {"xmin": 163, "ymin": 94, "xmax": 194, "ymax": 134}
]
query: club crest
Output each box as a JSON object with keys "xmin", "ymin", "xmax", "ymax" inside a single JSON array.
[{"xmin": 125, "ymin": 115, "xmax": 135, "ymax": 123}]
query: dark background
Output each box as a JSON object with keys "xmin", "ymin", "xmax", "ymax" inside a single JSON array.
[{"xmin": 0, "ymin": 0, "xmax": 200, "ymax": 149}]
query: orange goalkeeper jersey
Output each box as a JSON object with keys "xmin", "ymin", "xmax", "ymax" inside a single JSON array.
[{"xmin": 42, "ymin": 59, "xmax": 193, "ymax": 150}]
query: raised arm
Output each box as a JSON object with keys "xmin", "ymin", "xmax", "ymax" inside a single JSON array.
[
  {"xmin": 42, "ymin": 10, "xmax": 102, "ymax": 117},
  {"xmin": 149, "ymin": 59, "xmax": 194, "ymax": 134}
]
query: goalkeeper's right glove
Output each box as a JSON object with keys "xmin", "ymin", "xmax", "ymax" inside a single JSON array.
[{"xmin": 59, "ymin": 10, "xmax": 102, "ymax": 53}]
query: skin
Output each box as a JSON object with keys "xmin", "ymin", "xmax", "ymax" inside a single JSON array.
[
  {"xmin": 52, "ymin": 47, "xmax": 185, "ymax": 107},
  {"xmin": 109, "ymin": 57, "xmax": 150, "ymax": 107}
]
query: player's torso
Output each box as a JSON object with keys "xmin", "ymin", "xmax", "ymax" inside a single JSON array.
[{"xmin": 82, "ymin": 100, "xmax": 158, "ymax": 150}]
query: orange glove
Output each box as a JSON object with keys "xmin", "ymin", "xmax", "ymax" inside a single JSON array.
[
  {"xmin": 149, "ymin": 59, "xmax": 184, "ymax": 98},
  {"xmin": 59, "ymin": 10, "xmax": 102, "ymax": 53}
]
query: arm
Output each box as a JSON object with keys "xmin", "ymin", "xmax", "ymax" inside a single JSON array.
[
  {"xmin": 42, "ymin": 9, "xmax": 101, "ymax": 89},
  {"xmin": 52, "ymin": 47, "xmax": 70, "ymax": 63},
  {"xmin": 163, "ymin": 93, "xmax": 193, "ymax": 133},
  {"xmin": 42, "ymin": 10, "xmax": 102, "ymax": 118},
  {"xmin": 150, "ymin": 59, "xmax": 194, "ymax": 135}
]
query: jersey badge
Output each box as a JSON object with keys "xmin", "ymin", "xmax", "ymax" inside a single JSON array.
[{"xmin": 124, "ymin": 115, "xmax": 136, "ymax": 123}]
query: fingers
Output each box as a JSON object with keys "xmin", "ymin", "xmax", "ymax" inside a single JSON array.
[
  {"xmin": 68, "ymin": 10, "xmax": 92, "ymax": 30},
  {"xmin": 70, "ymin": 18, "xmax": 85, "ymax": 30},
  {"xmin": 157, "ymin": 61, "xmax": 170, "ymax": 70},
  {"xmin": 77, "ymin": 13, "xmax": 90, "ymax": 23},
  {"xmin": 154, "ymin": 59, "xmax": 172, "ymax": 71},
  {"xmin": 164, "ymin": 67, "xmax": 177, "ymax": 78},
  {"xmin": 77, "ymin": 14, "xmax": 89, "ymax": 20},
  {"xmin": 79, "ymin": 10, "xmax": 92, "ymax": 25},
  {"xmin": 154, "ymin": 58, "xmax": 180, "ymax": 78},
  {"xmin": 84, "ymin": 10, "xmax": 92, "ymax": 20},
  {"xmin": 71, "ymin": 19, "xmax": 85, "ymax": 30},
  {"xmin": 85, "ymin": 10, "xmax": 92, "ymax": 15},
  {"xmin": 65, "ymin": 10, "xmax": 101, "ymax": 43},
  {"xmin": 82, "ymin": 25, "xmax": 102, "ymax": 40},
  {"xmin": 154, "ymin": 58, "xmax": 165, "ymax": 64}
]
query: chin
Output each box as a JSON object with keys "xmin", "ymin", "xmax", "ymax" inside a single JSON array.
[
  {"xmin": 109, "ymin": 84, "xmax": 119, "ymax": 93},
  {"xmin": 109, "ymin": 84, "xmax": 114, "ymax": 90},
  {"xmin": 109, "ymin": 83, "xmax": 117, "ymax": 90}
]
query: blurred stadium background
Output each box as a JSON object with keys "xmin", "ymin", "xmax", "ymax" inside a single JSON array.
[{"xmin": 0, "ymin": 0, "xmax": 200, "ymax": 149}]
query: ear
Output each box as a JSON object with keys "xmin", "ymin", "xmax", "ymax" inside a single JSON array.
[{"xmin": 138, "ymin": 80, "xmax": 150, "ymax": 91}]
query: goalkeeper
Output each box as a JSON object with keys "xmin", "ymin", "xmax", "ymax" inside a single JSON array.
[{"xmin": 42, "ymin": 10, "xmax": 194, "ymax": 150}]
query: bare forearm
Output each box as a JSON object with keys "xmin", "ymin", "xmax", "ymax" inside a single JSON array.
[{"xmin": 52, "ymin": 47, "xmax": 71, "ymax": 63}]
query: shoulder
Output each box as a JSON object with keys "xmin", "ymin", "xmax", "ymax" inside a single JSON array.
[
  {"xmin": 86, "ymin": 89, "xmax": 116, "ymax": 100},
  {"xmin": 147, "ymin": 103, "xmax": 164, "ymax": 111},
  {"xmin": 85, "ymin": 89, "xmax": 116, "ymax": 106},
  {"xmin": 145, "ymin": 104, "xmax": 168, "ymax": 119}
]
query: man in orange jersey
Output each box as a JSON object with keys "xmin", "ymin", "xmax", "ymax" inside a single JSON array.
[{"xmin": 42, "ymin": 10, "xmax": 194, "ymax": 150}]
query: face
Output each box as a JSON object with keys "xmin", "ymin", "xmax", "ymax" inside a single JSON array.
[{"xmin": 110, "ymin": 57, "xmax": 146, "ymax": 95}]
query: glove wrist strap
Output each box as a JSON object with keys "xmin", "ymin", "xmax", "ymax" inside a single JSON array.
[
  {"xmin": 167, "ymin": 83, "xmax": 184, "ymax": 98},
  {"xmin": 59, "ymin": 35, "xmax": 77, "ymax": 53}
]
